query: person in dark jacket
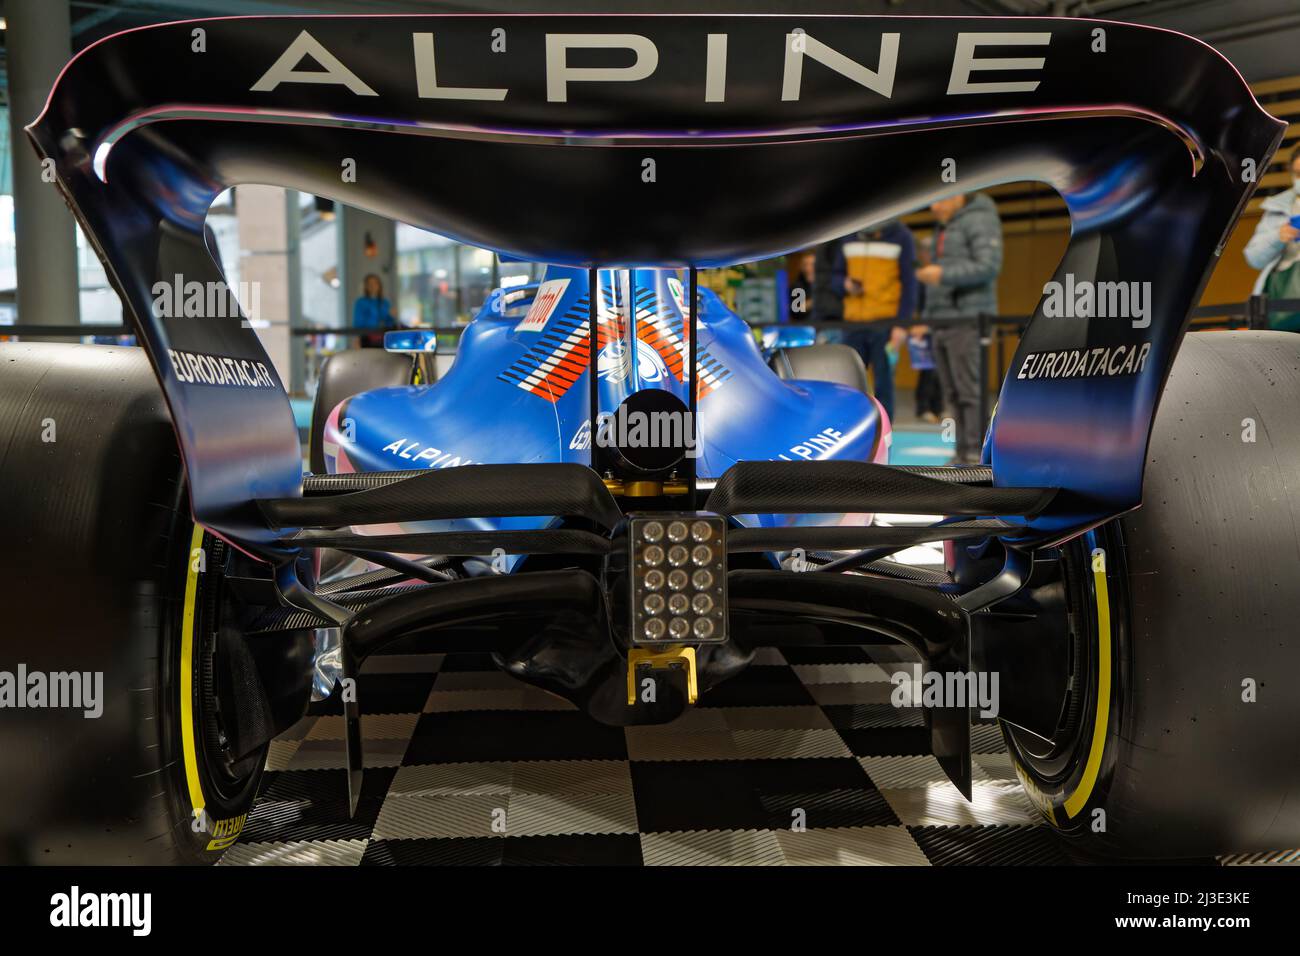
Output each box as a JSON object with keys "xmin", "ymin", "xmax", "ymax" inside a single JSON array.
[
  {"xmin": 811, "ymin": 244, "xmax": 844, "ymax": 324},
  {"xmin": 789, "ymin": 252, "xmax": 817, "ymax": 322},
  {"xmin": 914, "ymin": 192, "xmax": 1002, "ymax": 464},
  {"xmin": 812, "ymin": 220, "xmax": 916, "ymax": 421}
]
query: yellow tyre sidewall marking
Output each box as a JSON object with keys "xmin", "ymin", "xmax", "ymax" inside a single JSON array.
[
  {"xmin": 180, "ymin": 524, "xmax": 207, "ymax": 817},
  {"xmin": 206, "ymin": 813, "xmax": 248, "ymax": 852},
  {"xmin": 181, "ymin": 525, "xmax": 248, "ymax": 851},
  {"xmin": 1063, "ymin": 555, "xmax": 1112, "ymax": 819},
  {"xmin": 1013, "ymin": 545, "xmax": 1113, "ymax": 824}
]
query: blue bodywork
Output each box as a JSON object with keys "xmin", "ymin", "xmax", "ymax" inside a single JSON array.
[
  {"xmin": 27, "ymin": 14, "xmax": 1285, "ymax": 556},
  {"xmin": 760, "ymin": 324, "xmax": 819, "ymax": 356},
  {"xmin": 323, "ymin": 266, "xmax": 888, "ymax": 547}
]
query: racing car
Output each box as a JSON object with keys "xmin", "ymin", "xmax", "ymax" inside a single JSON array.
[{"xmin": 2, "ymin": 13, "xmax": 1298, "ymax": 864}]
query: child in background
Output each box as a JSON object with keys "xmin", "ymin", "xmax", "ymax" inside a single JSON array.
[{"xmin": 909, "ymin": 329, "xmax": 942, "ymax": 424}]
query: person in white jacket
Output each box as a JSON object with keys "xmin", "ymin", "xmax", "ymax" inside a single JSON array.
[{"xmin": 1244, "ymin": 146, "xmax": 1300, "ymax": 331}]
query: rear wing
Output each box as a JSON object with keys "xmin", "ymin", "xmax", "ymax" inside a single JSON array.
[{"xmin": 27, "ymin": 14, "xmax": 1285, "ymax": 550}]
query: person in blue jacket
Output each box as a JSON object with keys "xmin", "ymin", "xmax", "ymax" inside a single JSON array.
[{"xmin": 353, "ymin": 273, "xmax": 398, "ymax": 348}]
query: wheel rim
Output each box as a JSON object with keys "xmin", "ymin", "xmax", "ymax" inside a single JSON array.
[
  {"xmin": 1007, "ymin": 534, "xmax": 1102, "ymax": 783},
  {"xmin": 1004, "ymin": 524, "xmax": 1127, "ymax": 826},
  {"xmin": 192, "ymin": 535, "xmax": 263, "ymax": 804}
]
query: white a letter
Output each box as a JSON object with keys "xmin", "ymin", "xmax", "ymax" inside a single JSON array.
[
  {"xmin": 782, "ymin": 33, "xmax": 900, "ymax": 101},
  {"xmin": 546, "ymin": 34, "xmax": 658, "ymax": 103},
  {"xmin": 948, "ymin": 33, "xmax": 1051, "ymax": 95},
  {"xmin": 413, "ymin": 34, "xmax": 508, "ymax": 101},
  {"xmin": 251, "ymin": 30, "xmax": 377, "ymax": 96}
]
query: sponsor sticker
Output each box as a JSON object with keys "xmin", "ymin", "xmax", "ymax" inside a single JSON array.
[
  {"xmin": 168, "ymin": 348, "xmax": 279, "ymax": 389},
  {"xmin": 515, "ymin": 278, "xmax": 570, "ymax": 332},
  {"xmin": 381, "ymin": 437, "xmax": 473, "ymax": 469},
  {"xmin": 666, "ymin": 276, "xmax": 694, "ymax": 318},
  {"xmin": 776, "ymin": 427, "xmax": 847, "ymax": 460},
  {"xmin": 1016, "ymin": 342, "xmax": 1151, "ymax": 380}
]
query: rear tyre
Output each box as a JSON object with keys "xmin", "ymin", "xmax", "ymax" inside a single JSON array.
[
  {"xmin": 309, "ymin": 349, "xmax": 415, "ymax": 473},
  {"xmin": 769, "ymin": 343, "xmax": 869, "ymax": 393},
  {"xmin": 0, "ymin": 343, "xmax": 266, "ymax": 863},
  {"xmin": 1007, "ymin": 331, "xmax": 1300, "ymax": 858}
]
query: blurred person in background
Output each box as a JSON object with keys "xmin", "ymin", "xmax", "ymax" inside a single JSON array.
[
  {"xmin": 914, "ymin": 192, "xmax": 1003, "ymax": 465},
  {"xmin": 812, "ymin": 241, "xmax": 844, "ymax": 325},
  {"xmin": 353, "ymin": 273, "xmax": 399, "ymax": 348},
  {"xmin": 789, "ymin": 252, "xmax": 817, "ymax": 321},
  {"xmin": 1245, "ymin": 145, "xmax": 1300, "ymax": 331},
  {"xmin": 815, "ymin": 220, "xmax": 916, "ymax": 421},
  {"xmin": 908, "ymin": 328, "xmax": 942, "ymax": 423}
]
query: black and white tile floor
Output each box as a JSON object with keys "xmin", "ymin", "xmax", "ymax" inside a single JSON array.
[
  {"xmin": 222, "ymin": 516, "xmax": 1297, "ymax": 866},
  {"xmin": 218, "ymin": 643, "xmax": 1295, "ymax": 867}
]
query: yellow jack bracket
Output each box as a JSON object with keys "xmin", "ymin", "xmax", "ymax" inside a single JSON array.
[{"xmin": 627, "ymin": 645, "xmax": 699, "ymax": 705}]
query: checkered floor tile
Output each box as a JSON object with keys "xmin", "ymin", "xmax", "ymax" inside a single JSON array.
[{"xmin": 221, "ymin": 647, "xmax": 1287, "ymax": 866}]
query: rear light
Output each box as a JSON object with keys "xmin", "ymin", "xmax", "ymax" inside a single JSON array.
[{"xmin": 629, "ymin": 512, "xmax": 727, "ymax": 645}]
